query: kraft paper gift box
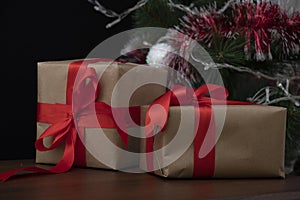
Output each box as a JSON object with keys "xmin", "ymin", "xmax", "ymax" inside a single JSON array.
[
  {"xmin": 140, "ymin": 93, "xmax": 287, "ymax": 178},
  {"xmin": 36, "ymin": 59, "xmax": 168, "ymax": 170}
]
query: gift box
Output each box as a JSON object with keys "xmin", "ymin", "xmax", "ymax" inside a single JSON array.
[
  {"xmin": 139, "ymin": 85, "xmax": 287, "ymax": 178},
  {"xmin": 36, "ymin": 58, "xmax": 168, "ymax": 171}
]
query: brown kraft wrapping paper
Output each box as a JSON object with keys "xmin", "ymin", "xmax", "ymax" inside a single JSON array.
[
  {"xmin": 36, "ymin": 59, "xmax": 168, "ymax": 170},
  {"xmin": 140, "ymin": 105, "xmax": 287, "ymax": 178}
]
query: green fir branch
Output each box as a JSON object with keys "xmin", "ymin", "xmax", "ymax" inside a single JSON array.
[
  {"xmin": 208, "ymin": 36, "xmax": 246, "ymax": 66},
  {"xmin": 132, "ymin": 0, "xmax": 229, "ymax": 28}
]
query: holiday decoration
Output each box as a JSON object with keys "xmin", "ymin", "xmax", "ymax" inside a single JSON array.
[
  {"xmin": 140, "ymin": 85, "xmax": 287, "ymax": 178},
  {"xmin": 146, "ymin": 43, "xmax": 175, "ymax": 67},
  {"xmin": 36, "ymin": 59, "xmax": 168, "ymax": 169},
  {"xmin": 178, "ymin": 1, "xmax": 300, "ymax": 61},
  {"xmin": 0, "ymin": 59, "xmax": 169, "ymax": 182},
  {"xmin": 88, "ymin": 0, "xmax": 300, "ymax": 175},
  {"xmin": 2, "ymin": 0, "xmax": 299, "ymax": 182}
]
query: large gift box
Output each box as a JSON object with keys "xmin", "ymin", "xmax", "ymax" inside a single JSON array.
[
  {"xmin": 36, "ymin": 59, "xmax": 168, "ymax": 171},
  {"xmin": 140, "ymin": 85, "xmax": 287, "ymax": 178}
]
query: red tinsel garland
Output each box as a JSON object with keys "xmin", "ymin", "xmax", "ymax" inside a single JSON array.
[{"xmin": 178, "ymin": 1, "xmax": 300, "ymax": 61}]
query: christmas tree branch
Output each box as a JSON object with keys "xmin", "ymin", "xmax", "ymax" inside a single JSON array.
[
  {"xmin": 87, "ymin": 0, "xmax": 238, "ymax": 28},
  {"xmin": 191, "ymin": 49, "xmax": 300, "ymax": 82},
  {"xmin": 88, "ymin": 0, "xmax": 149, "ymax": 28},
  {"xmin": 167, "ymin": 0, "xmax": 195, "ymax": 14},
  {"xmin": 198, "ymin": 61, "xmax": 300, "ymax": 106}
]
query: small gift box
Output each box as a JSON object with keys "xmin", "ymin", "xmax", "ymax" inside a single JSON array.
[
  {"xmin": 140, "ymin": 84, "xmax": 287, "ymax": 178},
  {"xmin": 36, "ymin": 58, "xmax": 168, "ymax": 171}
]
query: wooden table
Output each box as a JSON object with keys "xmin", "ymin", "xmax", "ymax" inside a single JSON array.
[{"xmin": 1, "ymin": 160, "xmax": 300, "ymax": 200}]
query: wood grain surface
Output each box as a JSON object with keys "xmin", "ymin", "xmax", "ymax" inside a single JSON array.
[{"xmin": 1, "ymin": 160, "xmax": 300, "ymax": 200}]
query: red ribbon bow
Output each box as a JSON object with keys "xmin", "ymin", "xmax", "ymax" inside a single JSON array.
[{"xmin": 145, "ymin": 84, "xmax": 252, "ymax": 177}]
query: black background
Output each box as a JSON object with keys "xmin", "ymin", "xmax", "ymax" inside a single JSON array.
[{"xmin": 1, "ymin": 0, "xmax": 135, "ymax": 160}]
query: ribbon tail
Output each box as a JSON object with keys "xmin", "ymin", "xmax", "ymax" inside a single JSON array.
[
  {"xmin": 0, "ymin": 126, "xmax": 77, "ymax": 182},
  {"xmin": 47, "ymin": 126, "xmax": 77, "ymax": 173},
  {"xmin": 0, "ymin": 167, "xmax": 51, "ymax": 182}
]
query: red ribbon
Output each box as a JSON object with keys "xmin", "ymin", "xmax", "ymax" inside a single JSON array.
[
  {"xmin": 145, "ymin": 84, "xmax": 252, "ymax": 177},
  {"xmin": 0, "ymin": 59, "xmax": 140, "ymax": 181}
]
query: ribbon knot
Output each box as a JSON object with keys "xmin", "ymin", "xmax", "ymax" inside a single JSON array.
[
  {"xmin": 169, "ymin": 85, "xmax": 195, "ymax": 105},
  {"xmin": 146, "ymin": 84, "xmax": 229, "ymax": 133},
  {"xmin": 66, "ymin": 112, "xmax": 73, "ymax": 118}
]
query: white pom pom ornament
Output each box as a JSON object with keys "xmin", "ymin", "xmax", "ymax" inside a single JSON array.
[{"xmin": 146, "ymin": 43, "xmax": 175, "ymax": 68}]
